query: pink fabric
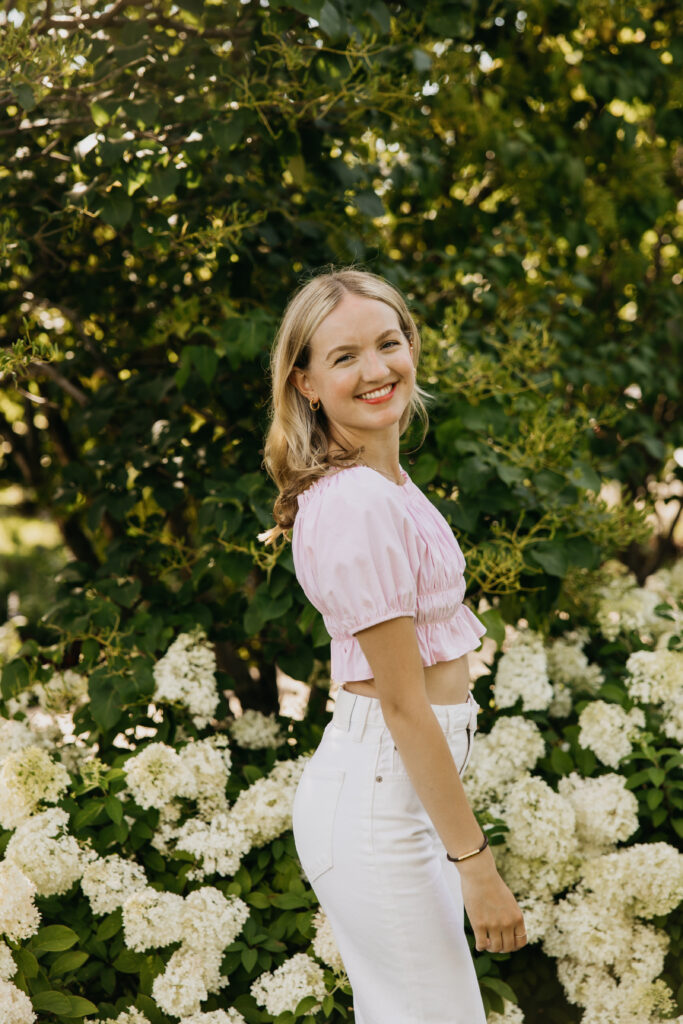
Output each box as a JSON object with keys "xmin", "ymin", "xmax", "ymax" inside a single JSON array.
[{"xmin": 292, "ymin": 465, "xmax": 486, "ymax": 682}]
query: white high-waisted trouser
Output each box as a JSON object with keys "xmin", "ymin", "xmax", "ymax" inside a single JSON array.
[{"xmin": 292, "ymin": 687, "xmax": 487, "ymax": 1024}]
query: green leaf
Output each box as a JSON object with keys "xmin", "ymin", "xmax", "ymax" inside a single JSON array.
[
  {"xmin": 99, "ymin": 193, "xmax": 133, "ymax": 230},
  {"xmin": 477, "ymin": 608, "xmax": 505, "ymax": 648},
  {"xmin": 412, "ymin": 47, "xmax": 432, "ymax": 71},
  {"xmin": 191, "ymin": 345, "xmax": 219, "ymax": 386},
  {"xmin": 31, "ymin": 991, "xmax": 72, "ymax": 1014},
  {"xmin": 647, "ymin": 767, "xmax": 666, "ymax": 787},
  {"xmin": 411, "ymin": 453, "xmax": 439, "ymax": 485},
  {"xmin": 318, "ymin": 0, "xmax": 345, "ymax": 39},
  {"xmin": 73, "ymin": 798, "xmax": 106, "ymax": 830},
  {"xmin": 96, "ymin": 910, "xmax": 122, "ymax": 941},
  {"xmin": 105, "ymin": 794, "xmax": 124, "ymax": 824},
  {"xmin": 144, "ymin": 165, "xmax": 180, "ymax": 202},
  {"xmin": 527, "ymin": 542, "xmax": 568, "ymax": 578},
  {"xmin": 241, "ymin": 947, "xmax": 258, "ymax": 972},
  {"xmin": 550, "ymin": 745, "xmax": 574, "ymax": 776},
  {"xmin": 62, "ymin": 994, "xmax": 99, "ymax": 1017},
  {"xmin": 49, "ymin": 950, "xmax": 89, "ymax": 976},
  {"xmin": 1, "ymin": 658, "xmax": 29, "ymax": 700},
  {"xmin": 646, "ymin": 789, "xmax": 664, "ymax": 810},
  {"xmin": 90, "ymin": 101, "xmax": 111, "ymax": 126},
  {"xmin": 12, "ymin": 83, "xmax": 37, "ymax": 111},
  {"xmin": 13, "ymin": 948, "xmax": 38, "ymax": 978},
  {"xmin": 113, "ymin": 949, "xmax": 146, "ymax": 972},
  {"xmin": 271, "ymin": 892, "xmax": 309, "ymax": 909},
  {"xmin": 32, "ymin": 926, "xmax": 80, "ymax": 952},
  {"xmin": 479, "ymin": 976, "xmax": 519, "ymax": 1001}
]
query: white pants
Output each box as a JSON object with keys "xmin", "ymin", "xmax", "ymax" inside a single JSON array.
[{"xmin": 292, "ymin": 687, "xmax": 487, "ymax": 1024}]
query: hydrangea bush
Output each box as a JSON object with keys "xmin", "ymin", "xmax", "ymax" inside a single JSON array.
[{"xmin": 1, "ymin": 562, "xmax": 682, "ymax": 1024}]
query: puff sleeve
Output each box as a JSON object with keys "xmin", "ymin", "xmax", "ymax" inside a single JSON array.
[{"xmin": 292, "ymin": 471, "xmax": 419, "ymax": 639}]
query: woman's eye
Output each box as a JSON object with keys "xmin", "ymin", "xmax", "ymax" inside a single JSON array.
[{"xmin": 334, "ymin": 340, "xmax": 400, "ymax": 365}]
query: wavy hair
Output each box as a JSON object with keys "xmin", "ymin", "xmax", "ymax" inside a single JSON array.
[{"xmin": 259, "ymin": 266, "xmax": 432, "ymax": 545}]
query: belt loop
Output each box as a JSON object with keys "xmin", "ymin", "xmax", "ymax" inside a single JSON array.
[{"xmin": 351, "ymin": 694, "xmax": 372, "ymax": 742}]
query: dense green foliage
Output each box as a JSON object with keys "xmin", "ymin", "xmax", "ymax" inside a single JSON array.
[{"xmin": 0, "ymin": 2, "xmax": 681, "ymax": 1020}]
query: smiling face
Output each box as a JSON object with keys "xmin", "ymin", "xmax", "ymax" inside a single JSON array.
[{"xmin": 288, "ymin": 292, "xmax": 416, "ymax": 450}]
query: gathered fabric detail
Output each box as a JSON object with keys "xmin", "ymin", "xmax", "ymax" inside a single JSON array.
[{"xmin": 331, "ymin": 604, "xmax": 487, "ymax": 683}]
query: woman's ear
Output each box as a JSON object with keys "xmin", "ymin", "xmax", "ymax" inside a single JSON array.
[{"xmin": 288, "ymin": 367, "xmax": 311, "ymax": 401}]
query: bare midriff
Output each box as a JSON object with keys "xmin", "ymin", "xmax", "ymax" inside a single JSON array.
[{"xmin": 341, "ymin": 653, "xmax": 472, "ymax": 705}]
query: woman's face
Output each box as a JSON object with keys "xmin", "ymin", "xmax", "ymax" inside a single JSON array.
[{"xmin": 289, "ymin": 293, "xmax": 416, "ymax": 446}]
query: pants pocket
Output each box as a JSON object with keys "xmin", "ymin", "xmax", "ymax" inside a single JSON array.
[{"xmin": 292, "ymin": 767, "xmax": 345, "ymax": 884}]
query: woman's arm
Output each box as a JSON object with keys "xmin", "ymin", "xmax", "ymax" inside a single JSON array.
[{"xmin": 354, "ymin": 615, "xmax": 527, "ymax": 955}]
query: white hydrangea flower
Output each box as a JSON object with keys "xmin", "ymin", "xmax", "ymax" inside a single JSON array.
[
  {"xmin": 501, "ymin": 776, "xmax": 578, "ymax": 863},
  {"xmin": 546, "ymin": 682, "xmax": 573, "ymax": 719},
  {"xmin": 595, "ymin": 570, "xmax": 669, "ymax": 642},
  {"xmin": 4, "ymin": 807, "xmax": 84, "ymax": 897},
  {"xmin": 229, "ymin": 709, "xmax": 284, "ymax": 749},
  {"xmin": 647, "ymin": 557, "xmax": 683, "ymax": 597},
  {"xmin": 121, "ymin": 887, "xmax": 185, "ymax": 951},
  {"xmin": 662, "ymin": 686, "xmax": 683, "ymax": 745},
  {"xmin": 0, "ymin": 745, "xmax": 70, "ymax": 828},
  {"xmin": 0, "ymin": 862, "xmax": 40, "ymax": 940},
  {"xmin": 39, "ymin": 669, "xmax": 89, "ymax": 714},
  {"xmin": 230, "ymin": 756, "xmax": 309, "ymax": 847},
  {"xmin": 494, "ymin": 848, "xmax": 581, "ymax": 903},
  {"xmin": 624, "ymin": 649, "xmax": 682, "ymax": 705},
  {"xmin": 461, "ymin": 717, "xmax": 546, "ymax": 812},
  {"xmin": 152, "ymin": 947, "xmax": 215, "ymax": 1018},
  {"xmin": 557, "ymin": 772, "xmax": 639, "ymax": 855},
  {"xmin": 486, "ymin": 1003, "xmax": 525, "ymax": 1024},
  {"xmin": 544, "ymin": 892, "xmax": 635, "ymax": 969},
  {"xmin": 124, "ymin": 742, "xmax": 195, "ymax": 810},
  {"xmin": 0, "ymin": 978, "xmax": 36, "ymax": 1024},
  {"xmin": 580, "ymin": 843, "xmax": 683, "ymax": 918},
  {"xmin": 555, "ymin": 957, "xmax": 677, "ymax": 1023},
  {"xmin": 180, "ymin": 888, "xmax": 250, "ymax": 954},
  {"xmin": 97, "ymin": 1011, "xmax": 151, "ymax": 1024},
  {"xmin": 493, "ymin": 629, "xmax": 553, "ymax": 711},
  {"xmin": 0, "ymin": 718, "xmax": 36, "ymax": 764},
  {"xmin": 563, "ymin": 960, "xmax": 676, "ymax": 1024},
  {"xmin": 178, "ymin": 1012, "xmax": 246, "ymax": 1024},
  {"xmin": 0, "ymin": 620, "xmax": 22, "ymax": 662},
  {"xmin": 251, "ymin": 953, "xmax": 326, "ymax": 1016},
  {"xmin": 152, "ymin": 627, "xmax": 219, "ymax": 729},
  {"xmin": 577, "ymin": 701, "xmax": 645, "ymax": 768},
  {"xmin": 546, "ymin": 631, "xmax": 604, "ymax": 696},
  {"xmin": 80, "ymin": 854, "xmax": 148, "ymax": 915},
  {"xmin": 311, "ymin": 908, "xmax": 345, "ymax": 973},
  {"xmin": 177, "ymin": 736, "xmax": 232, "ymax": 817},
  {"xmin": 514, "ymin": 895, "xmax": 554, "ymax": 944},
  {"xmin": 0, "ymin": 940, "xmax": 16, "ymax": 981},
  {"xmin": 174, "ymin": 811, "xmax": 251, "ymax": 878}
]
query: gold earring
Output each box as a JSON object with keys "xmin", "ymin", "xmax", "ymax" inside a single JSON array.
[{"xmin": 309, "ymin": 397, "xmax": 320, "ymax": 411}]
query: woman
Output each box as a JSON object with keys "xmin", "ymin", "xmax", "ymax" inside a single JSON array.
[{"xmin": 259, "ymin": 267, "xmax": 526, "ymax": 1023}]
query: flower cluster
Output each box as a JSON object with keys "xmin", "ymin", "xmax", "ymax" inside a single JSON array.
[
  {"xmin": 462, "ymin": 715, "xmax": 545, "ymax": 814},
  {"xmin": 311, "ymin": 909, "xmax": 345, "ymax": 974},
  {"xmin": 251, "ymin": 953, "xmax": 327, "ymax": 1016},
  {"xmin": 594, "ymin": 564, "xmax": 674, "ymax": 643},
  {"xmin": 149, "ymin": 887, "xmax": 250, "ymax": 1017},
  {"xmin": 492, "ymin": 628, "xmax": 553, "ymax": 711},
  {"xmin": 229, "ymin": 708, "xmax": 284, "ymax": 749},
  {"xmin": 0, "ymin": 746, "xmax": 70, "ymax": 829},
  {"xmin": 577, "ymin": 701, "xmax": 645, "ymax": 768},
  {"xmin": 3, "ymin": 807, "xmax": 88, "ymax": 897},
  {"xmin": 152, "ymin": 627, "xmax": 219, "ymax": 729},
  {"xmin": 625, "ymin": 648, "xmax": 683, "ymax": 745}
]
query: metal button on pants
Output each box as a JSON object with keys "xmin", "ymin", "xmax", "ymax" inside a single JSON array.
[{"xmin": 292, "ymin": 688, "xmax": 486, "ymax": 1024}]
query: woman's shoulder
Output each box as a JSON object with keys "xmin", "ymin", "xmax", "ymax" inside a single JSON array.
[{"xmin": 296, "ymin": 464, "xmax": 403, "ymax": 512}]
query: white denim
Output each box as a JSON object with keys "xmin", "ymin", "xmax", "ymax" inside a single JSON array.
[{"xmin": 292, "ymin": 687, "xmax": 487, "ymax": 1024}]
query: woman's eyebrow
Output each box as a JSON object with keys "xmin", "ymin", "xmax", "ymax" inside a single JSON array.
[{"xmin": 326, "ymin": 329, "xmax": 400, "ymax": 362}]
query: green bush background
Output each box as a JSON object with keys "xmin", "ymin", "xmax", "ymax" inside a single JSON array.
[{"xmin": 0, "ymin": 0, "xmax": 681, "ymax": 1020}]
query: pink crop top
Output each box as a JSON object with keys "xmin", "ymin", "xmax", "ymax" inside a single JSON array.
[{"xmin": 291, "ymin": 464, "xmax": 486, "ymax": 682}]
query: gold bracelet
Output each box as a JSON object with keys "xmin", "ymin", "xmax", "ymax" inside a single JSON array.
[{"xmin": 446, "ymin": 834, "xmax": 489, "ymax": 863}]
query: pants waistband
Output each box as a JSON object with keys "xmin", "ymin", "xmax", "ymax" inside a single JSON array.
[{"xmin": 331, "ymin": 686, "xmax": 480, "ymax": 743}]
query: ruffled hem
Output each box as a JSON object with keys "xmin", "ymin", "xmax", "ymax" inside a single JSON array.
[{"xmin": 330, "ymin": 605, "xmax": 487, "ymax": 683}]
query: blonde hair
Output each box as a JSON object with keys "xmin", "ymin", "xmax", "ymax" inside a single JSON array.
[{"xmin": 258, "ymin": 266, "xmax": 432, "ymax": 545}]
